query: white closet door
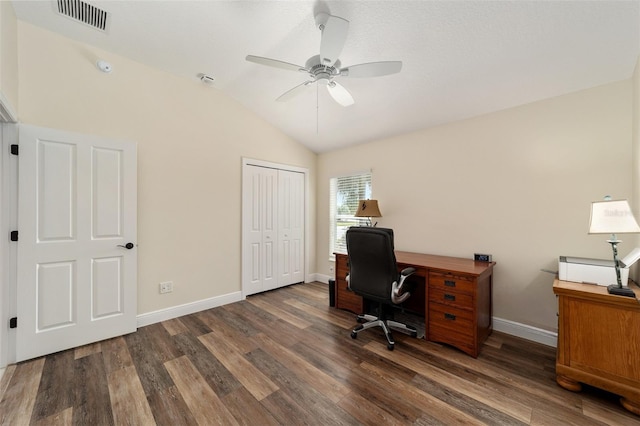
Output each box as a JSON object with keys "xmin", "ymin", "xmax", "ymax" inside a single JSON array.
[
  {"xmin": 277, "ymin": 170, "xmax": 304, "ymax": 287},
  {"xmin": 242, "ymin": 165, "xmax": 278, "ymax": 295},
  {"xmin": 242, "ymin": 162, "xmax": 305, "ymax": 297}
]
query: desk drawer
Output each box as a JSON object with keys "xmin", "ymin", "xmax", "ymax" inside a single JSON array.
[
  {"xmin": 428, "ymin": 324, "xmax": 476, "ymax": 356},
  {"xmin": 429, "ymin": 287, "xmax": 473, "ymax": 308},
  {"xmin": 429, "ymin": 272, "xmax": 475, "ymax": 294},
  {"xmin": 335, "ymin": 280, "xmax": 363, "ymax": 313},
  {"xmin": 428, "ymin": 303, "xmax": 474, "ymax": 337}
]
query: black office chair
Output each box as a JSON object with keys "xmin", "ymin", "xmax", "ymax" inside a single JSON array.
[{"xmin": 346, "ymin": 227, "xmax": 417, "ymax": 350}]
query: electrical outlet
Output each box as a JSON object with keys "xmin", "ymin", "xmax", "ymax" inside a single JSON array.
[{"xmin": 159, "ymin": 281, "xmax": 173, "ymax": 294}]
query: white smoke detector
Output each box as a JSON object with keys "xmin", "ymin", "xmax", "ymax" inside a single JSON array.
[{"xmin": 96, "ymin": 60, "xmax": 112, "ymax": 73}]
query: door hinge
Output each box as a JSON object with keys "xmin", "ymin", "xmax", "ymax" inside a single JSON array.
[
  {"xmin": 10, "ymin": 144, "xmax": 18, "ymax": 155},
  {"xmin": 9, "ymin": 317, "xmax": 17, "ymax": 329},
  {"xmin": 10, "ymin": 231, "xmax": 18, "ymax": 241}
]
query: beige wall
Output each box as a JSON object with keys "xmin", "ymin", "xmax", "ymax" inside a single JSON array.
[
  {"xmin": 317, "ymin": 80, "xmax": 633, "ymax": 332},
  {"xmin": 632, "ymin": 56, "xmax": 640, "ymax": 283},
  {"xmin": 0, "ymin": 0, "xmax": 18, "ymax": 114},
  {"xmin": 16, "ymin": 22, "xmax": 317, "ymax": 314}
]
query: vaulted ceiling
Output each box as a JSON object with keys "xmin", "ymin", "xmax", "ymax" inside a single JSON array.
[{"xmin": 11, "ymin": 1, "xmax": 640, "ymax": 153}]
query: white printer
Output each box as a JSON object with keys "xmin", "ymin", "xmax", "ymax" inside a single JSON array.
[{"xmin": 558, "ymin": 247, "xmax": 640, "ymax": 286}]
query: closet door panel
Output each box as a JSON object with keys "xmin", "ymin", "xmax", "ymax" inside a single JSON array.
[
  {"xmin": 278, "ymin": 170, "xmax": 304, "ymax": 286},
  {"xmin": 242, "ymin": 165, "xmax": 277, "ymax": 295}
]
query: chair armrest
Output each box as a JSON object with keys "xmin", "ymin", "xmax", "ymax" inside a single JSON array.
[
  {"xmin": 401, "ymin": 267, "xmax": 416, "ymax": 277},
  {"xmin": 391, "ymin": 268, "xmax": 415, "ymax": 304}
]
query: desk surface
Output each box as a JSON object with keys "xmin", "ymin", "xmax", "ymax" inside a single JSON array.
[{"xmin": 395, "ymin": 251, "xmax": 495, "ymax": 276}]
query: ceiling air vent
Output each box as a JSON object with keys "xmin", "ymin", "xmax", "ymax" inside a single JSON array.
[{"xmin": 56, "ymin": 0, "xmax": 109, "ymax": 32}]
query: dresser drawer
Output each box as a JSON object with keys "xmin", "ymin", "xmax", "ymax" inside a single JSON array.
[
  {"xmin": 428, "ymin": 302, "xmax": 474, "ymax": 337},
  {"xmin": 429, "ymin": 272, "xmax": 475, "ymax": 294},
  {"xmin": 429, "ymin": 287, "xmax": 473, "ymax": 308}
]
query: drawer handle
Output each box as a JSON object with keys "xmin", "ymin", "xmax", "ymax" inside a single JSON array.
[
  {"xmin": 444, "ymin": 294, "xmax": 456, "ymax": 301},
  {"xmin": 444, "ymin": 313, "xmax": 456, "ymax": 321},
  {"xmin": 444, "ymin": 280, "xmax": 456, "ymax": 287}
]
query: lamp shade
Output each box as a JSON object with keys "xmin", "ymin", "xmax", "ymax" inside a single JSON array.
[
  {"xmin": 354, "ymin": 199, "xmax": 382, "ymax": 218},
  {"xmin": 588, "ymin": 199, "xmax": 640, "ymax": 234}
]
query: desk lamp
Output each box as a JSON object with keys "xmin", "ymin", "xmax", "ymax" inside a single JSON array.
[
  {"xmin": 355, "ymin": 199, "xmax": 382, "ymax": 227},
  {"xmin": 588, "ymin": 197, "xmax": 640, "ymax": 297}
]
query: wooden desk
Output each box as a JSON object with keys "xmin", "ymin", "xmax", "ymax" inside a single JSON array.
[
  {"xmin": 334, "ymin": 251, "xmax": 495, "ymax": 357},
  {"xmin": 554, "ymin": 278, "xmax": 640, "ymax": 416}
]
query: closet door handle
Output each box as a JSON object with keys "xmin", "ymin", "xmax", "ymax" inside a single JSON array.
[{"xmin": 117, "ymin": 242, "xmax": 135, "ymax": 250}]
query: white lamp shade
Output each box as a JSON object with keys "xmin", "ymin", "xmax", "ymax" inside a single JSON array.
[{"xmin": 588, "ymin": 199, "xmax": 640, "ymax": 234}]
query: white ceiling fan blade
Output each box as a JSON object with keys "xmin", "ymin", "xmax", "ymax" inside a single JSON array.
[
  {"xmin": 340, "ymin": 61, "xmax": 403, "ymax": 78},
  {"xmin": 318, "ymin": 14, "xmax": 349, "ymax": 67},
  {"xmin": 276, "ymin": 81, "xmax": 314, "ymax": 102},
  {"xmin": 327, "ymin": 81, "xmax": 354, "ymax": 107},
  {"xmin": 246, "ymin": 55, "xmax": 307, "ymax": 72}
]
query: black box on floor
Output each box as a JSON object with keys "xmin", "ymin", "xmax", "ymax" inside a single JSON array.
[{"xmin": 328, "ymin": 279, "xmax": 335, "ymax": 307}]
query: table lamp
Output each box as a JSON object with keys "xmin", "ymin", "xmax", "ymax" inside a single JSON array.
[
  {"xmin": 355, "ymin": 199, "xmax": 382, "ymax": 227},
  {"xmin": 588, "ymin": 197, "xmax": 640, "ymax": 297}
]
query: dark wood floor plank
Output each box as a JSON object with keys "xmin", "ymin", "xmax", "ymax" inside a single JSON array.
[
  {"xmin": 164, "ymin": 355, "xmax": 238, "ymax": 425},
  {"xmin": 174, "ymin": 312, "xmax": 211, "ymax": 337},
  {"xmin": 2, "ymin": 282, "xmax": 638, "ymax": 425},
  {"xmin": 72, "ymin": 353, "xmax": 114, "ymax": 426},
  {"xmin": 0, "ymin": 358, "xmax": 44, "ymax": 426},
  {"xmin": 220, "ymin": 387, "xmax": 281, "ymax": 426},
  {"xmin": 198, "ymin": 331, "xmax": 279, "ymax": 401},
  {"xmin": 196, "ymin": 309, "xmax": 259, "ymax": 355},
  {"xmin": 34, "ymin": 406, "xmax": 73, "ymax": 426},
  {"xmin": 101, "ymin": 335, "xmax": 135, "ymax": 375},
  {"xmin": 30, "ymin": 349, "xmax": 75, "ymax": 423},
  {"xmin": 245, "ymin": 348, "xmax": 360, "ymax": 425},
  {"xmin": 124, "ymin": 324, "xmax": 179, "ymax": 396},
  {"xmin": 171, "ymin": 331, "xmax": 242, "ymax": 398},
  {"xmin": 146, "ymin": 385, "xmax": 197, "ymax": 426},
  {"xmin": 253, "ymin": 332, "xmax": 350, "ymax": 403}
]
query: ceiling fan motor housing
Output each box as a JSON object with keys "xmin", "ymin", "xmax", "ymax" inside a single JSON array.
[{"xmin": 306, "ymin": 55, "xmax": 340, "ymax": 84}]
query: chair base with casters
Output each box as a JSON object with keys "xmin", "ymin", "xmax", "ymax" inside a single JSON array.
[{"xmin": 349, "ymin": 303, "xmax": 418, "ymax": 351}]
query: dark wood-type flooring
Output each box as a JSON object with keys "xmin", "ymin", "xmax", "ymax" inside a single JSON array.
[{"xmin": 1, "ymin": 282, "xmax": 638, "ymax": 425}]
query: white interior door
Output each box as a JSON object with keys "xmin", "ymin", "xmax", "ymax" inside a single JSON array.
[
  {"xmin": 242, "ymin": 165, "xmax": 278, "ymax": 295},
  {"xmin": 277, "ymin": 170, "xmax": 304, "ymax": 287},
  {"xmin": 16, "ymin": 125, "xmax": 137, "ymax": 362}
]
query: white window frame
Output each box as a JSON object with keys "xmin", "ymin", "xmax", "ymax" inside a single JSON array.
[{"xmin": 329, "ymin": 171, "xmax": 372, "ymax": 258}]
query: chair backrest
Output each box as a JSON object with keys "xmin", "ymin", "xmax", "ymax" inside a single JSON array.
[{"xmin": 346, "ymin": 227, "xmax": 398, "ymax": 303}]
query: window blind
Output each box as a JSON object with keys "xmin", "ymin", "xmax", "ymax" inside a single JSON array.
[{"xmin": 329, "ymin": 172, "xmax": 372, "ymax": 255}]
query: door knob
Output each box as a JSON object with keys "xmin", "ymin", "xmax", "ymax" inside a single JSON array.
[{"xmin": 117, "ymin": 242, "xmax": 135, "ymax": 249}]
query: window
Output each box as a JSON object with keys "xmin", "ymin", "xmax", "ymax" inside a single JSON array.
[{"xmin": 329, "ymin": 172, "xmax": 372, "ymax": 256}]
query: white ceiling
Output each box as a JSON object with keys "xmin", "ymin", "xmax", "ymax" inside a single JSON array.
[{"xmin": 11, "ymin": 0, "xmax": 640, "ymax": 153}]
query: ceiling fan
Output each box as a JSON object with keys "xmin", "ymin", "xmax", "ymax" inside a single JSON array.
[{"xmin": 246, "ymin": 12, "xmax": 402, "ymax": 107}]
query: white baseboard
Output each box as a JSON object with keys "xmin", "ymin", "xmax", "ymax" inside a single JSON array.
[
  {"xmin": 136, "ymin": 291, "xmax": 242, "ymax": 328},
  {"xmin": 315, "ymin": 273, "xmax": 332, "ymax": 284},
  {"xmin": 493, "ymin": 317, "xmax": 557, "ymax": 347},
  {"xmin": 134, "ymin": 283, "xmax": 558, "ymax": 349}
]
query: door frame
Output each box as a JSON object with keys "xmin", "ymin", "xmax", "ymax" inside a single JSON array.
[
  {"xmin": 241, "ymin": 157, "xmax": 310, "ymax": 299},
  {"xmin": 1, "ymin": 123, "xmax": 18, "ymax": 369}
]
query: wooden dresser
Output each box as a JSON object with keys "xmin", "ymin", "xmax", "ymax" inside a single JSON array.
[
  {"xmin": 554, "ymin": 278, "xmax": 640, "ymax": 416},
  {"xmin": 334, "ymin": 251, "xmax": 495, "ymax": 357}
]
